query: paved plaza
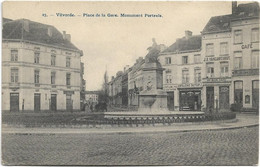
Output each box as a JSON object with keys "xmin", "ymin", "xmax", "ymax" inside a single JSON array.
[{"xmin": 2, "ymin": 125, "xmax": 258, "ymax": 166}]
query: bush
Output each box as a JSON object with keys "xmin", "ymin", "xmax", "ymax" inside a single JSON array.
[{"xmin": 230, "ymin": 103, "xmax": 242, "ymax": 112}]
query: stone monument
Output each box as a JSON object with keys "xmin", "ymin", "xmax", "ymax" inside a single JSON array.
[{"xmin": 138, "ymin": 39, "xmax": 170, "ymax": 114}]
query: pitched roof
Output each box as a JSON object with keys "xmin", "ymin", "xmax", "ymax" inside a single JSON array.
[
  {"xmin": 162, "ymin": 35, "xmax": 201, "ymax": 53},
  {"xmin": 202, "ymin": 2, "xmax": 259, "ymax": 34},
  {"xmin": 2, "ymin": 18, "xmax": 80, "ymax": 51},
  {"xmin": 232, "ymin": 2, "xmax": 259, "ymax": 19},
  {"xmin": 202, "ymin": 14, "xmax": 232, "ymax": 34}
]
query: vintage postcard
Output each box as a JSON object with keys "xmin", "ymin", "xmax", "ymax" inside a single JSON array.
[{"xmin": 2, "ymin": 1, "xmax": 259, "ymax": 166}]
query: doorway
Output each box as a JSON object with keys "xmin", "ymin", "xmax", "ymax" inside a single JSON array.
[
  {"xmin": 10, "ymin": 93, "xmax": 19, "ymax": 112},
  {"xmin": 34, "ymin": 93, "xmax": 41, "ymax": 111}
]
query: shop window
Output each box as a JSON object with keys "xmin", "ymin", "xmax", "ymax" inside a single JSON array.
[{"xmin": 234, "ymin": 81, "xmax": 243, "ymax": 104}]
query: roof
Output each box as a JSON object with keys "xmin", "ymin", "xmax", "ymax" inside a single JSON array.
[
  {"xmin": 162, "ymin": 35, "xmax": 201, "ymax": 53},
  {"xmin": 202, "ymin": 2, "xmax": 259, "ymax": 34},
  {"xmin": 202, "ymin": 14, "xmax": 232, "ymax": 34},
  {"xmin": 232, "ymin": 2, "xmax": 259, "ymax": 19},
  {"xmin": 2, "ymin": 18, "xmax": 80, "ymax": 51}
]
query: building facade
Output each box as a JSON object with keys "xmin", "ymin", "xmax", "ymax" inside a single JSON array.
[
  {"xmin": 230, "ymin": 2, "xmax": 259, "ymax": 110},
  {"xmin": 159, "ymin": 31, "xmax": 203, "ymax": 111},
  {"xmin": 2, "ymin": 19, "xmax": 83, "ymax": 112},
  {"xmin": 85, "ymin": 91, "xmax": 99, "ymax": 105}
]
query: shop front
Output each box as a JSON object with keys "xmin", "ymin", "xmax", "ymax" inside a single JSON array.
[
  {"xmin": 179, "ymin": 89, "xmax": 202, "ymax": 111},
  {"xmin": 177, "ymin": 83, "xmax": 203, "ymax": 111}
]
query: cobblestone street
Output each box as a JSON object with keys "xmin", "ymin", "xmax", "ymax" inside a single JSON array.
[{"xmin": 2, "ymin": 126, "xmax": 258, "ymax": 166}]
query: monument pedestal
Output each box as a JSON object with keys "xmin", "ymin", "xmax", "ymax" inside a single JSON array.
[{"xmin": 138, "ymin": 89, "xmax": 170, "ymax": 114}]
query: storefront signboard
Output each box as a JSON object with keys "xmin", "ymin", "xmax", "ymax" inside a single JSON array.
[{"xmin": 204, "ymin": 56, "xmax": 230, "ymax": 62}]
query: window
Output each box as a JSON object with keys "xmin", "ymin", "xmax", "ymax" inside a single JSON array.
[
  {"xmin": 220, "ymin": 42, "xmax": 229, "ymax": 55},
  {"xmin": 234, "ymin": 30, "xmax": 243, "ymax": 44},
  {"xmin": 165, "ymin": 57, "xmax": 171, "ymax": 64},
  {"xmin": 234, "ymin": 81, "xmax": 243, "ymax": 104},
  {"xmin": 182, "ymin": 70, "xmax": 189, "ymax": 83},
  {"xmin": 253, "ymin": 80, "xmax": 259, "ymax": 89},
  {"xmin": 234, "ymin": 81, "xmax": 243, "ymax": 89},
  {"xmin": 206, "ymin": 43, "xmax": 214, "ymax": 56},
  {"xmin": 11, "ymin": 68, "xmax": 18, "ymax": 83},
  {"xmin": 234, "ymin": 52, "xmax": 243, "ymax": 69},
  {"xmin": 11, "ymin": 50, "xmax": 18, "ymax": 61},
  {"xmin": 51, "ymin": 72, "xmax": 56, "ymax": 85},
  {"xmin": 66, "ymin": 57, "xmax": 71, "ymax": 67},
  {"xmin": 66, "ymin": 73, "xmax": 71, "ymax": 86},
  {"xmin": 206, "ymin": 63, "xmax": 214, "ymax": 78},
  {"xmin": 166, "ymin": 74, "xmax": 172, "ymax": 83},
  {"xmin": 51, "ymin": 54, "xmax": 56, "ymax": 66},
  {"xmin": 194, "ymin": 69, "xmax": 201, "ymax": 83},
  {"xmin": 252, "ymin": 50, "xmax": 259, "ymax": 68},
  {"xmin": 34, "ymin": 70, "xmax": 40, "ymax": 84},
  {"xmin": 251, "ymin": 28, "xmax": 259, "ymax": 43},
  {"xmin": 194, "ymin": 54, "xmax": 201, "ymax": 64},
  {"xmin": 34, "ymin": 52, "xmax": 40, "ymax": 64},
  {"xmin": 182, "ymin": 56, "xmax": 188, "ymax": 64},
  {"xmin": 220, "ymin": 62, "xmax": 229, "ymax": 77}
]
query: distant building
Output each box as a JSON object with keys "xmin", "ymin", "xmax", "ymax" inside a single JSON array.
[
  {"xmin": 159, "ymin": 31, "xmax": 202, "ymax": 111},
  {"xmin": 85, "ymin": 91, "xmax": 99, "ymax": 104},
  {"xmin": 2, "ymin": 18, "xmax": 84, "ymax": 112}
]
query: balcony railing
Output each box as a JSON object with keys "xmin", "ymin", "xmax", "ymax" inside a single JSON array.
[{"xmin": 232, "ymin": 69, "xmax": 259, "ymax": 77}]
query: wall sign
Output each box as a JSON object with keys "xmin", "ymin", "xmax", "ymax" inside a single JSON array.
[
  {"xmin": 241, "ymin": 44, "xmax": 253, "ymax": 49},
  {"xmin": 177, "ymin": 83, "xmax": 202, "ymax": 88},
  {"xmin": 204, "ymin": 56, "xmax": 230, "ymax": 62}
]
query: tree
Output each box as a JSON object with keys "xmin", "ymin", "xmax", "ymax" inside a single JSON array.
[{"xmin": 99, "ymin": 70, "xmax": 109, "ymax": 103}]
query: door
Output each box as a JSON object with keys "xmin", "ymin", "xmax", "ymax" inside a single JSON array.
[
  {"xmin": 66, "ymin": 94, "xmax": 73, "ymax": 111},
  {"xmin": 234, "ymin": 81, "xmax": 243, "ymax": 105},
  {"xmin": 252, "ymin": 80, "xmax": 259, "ymax": 109},
  {"xmin": 219, "ymin": 86, "xmax": 229, "ymax": 109},
  {"xmin": 206, "ymin": 87, "xmax": 214, "ymax": 110},
  {"xmin": 167, "ymin": 92, "xmax": 174, "ymax": 111},
  {"xmin": 10, "ymin": 93, "xmax": 19, "ymax": 112},
  {"xmin": 51, "ymin": 94, "xmax": 57, "ymax": 111},
  {"xmin": 34, "ymin": 93, "xmax": 41, "ymax": 111}
]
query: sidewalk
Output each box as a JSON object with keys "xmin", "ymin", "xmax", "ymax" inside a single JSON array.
[{"xmin": 2, "ymin": 114, "xmax": 258, "ymax": 135}]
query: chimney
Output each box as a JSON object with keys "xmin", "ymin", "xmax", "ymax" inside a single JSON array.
[
  {"xmin": 185, "ymin": 30, "xmax": 192, "ymax": 39},
  {"xmin": 232, "ymin": 1, "xmax": 237, "ymax": 15},
  {"xmin": 65, "ymin": 34, "xmax": 71, "ymax": 42},
  {"xmin": 63, "ymin": 31, "xmax": 66, "ymax": 40},
  {"xmin": 47, "ymin": 27, "xmax": 52, "ymax": 37},
  {"xmin": 62, "ymin": 31, "xmax": 71, "ymax": 42},
  {"xmin": 23, "ymin": 20, "xmax": 29, "ymax": 32}
]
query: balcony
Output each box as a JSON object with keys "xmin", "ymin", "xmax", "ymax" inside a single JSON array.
[{"xmin": 232, "ymin": 69, "xmax": 259, "ymax": 77}]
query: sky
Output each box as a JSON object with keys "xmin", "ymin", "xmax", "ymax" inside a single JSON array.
[{"xmin": 2, "ymin": 1, "xmax": 239, "ymax": 91}]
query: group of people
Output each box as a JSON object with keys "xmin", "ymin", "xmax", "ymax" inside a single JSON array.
[{"xmin": 82, "ymin": 101, "xmax": 107, "ymax": 112}]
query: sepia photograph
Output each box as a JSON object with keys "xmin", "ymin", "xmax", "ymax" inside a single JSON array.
[{"xmin": 1, "ymin": 1, "xmax": 259, "ymax": 166}]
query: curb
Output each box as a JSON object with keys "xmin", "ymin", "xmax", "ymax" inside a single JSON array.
[{"xmin": 3, "ymin": 123, "xmax": 259, "ymax": 135}]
